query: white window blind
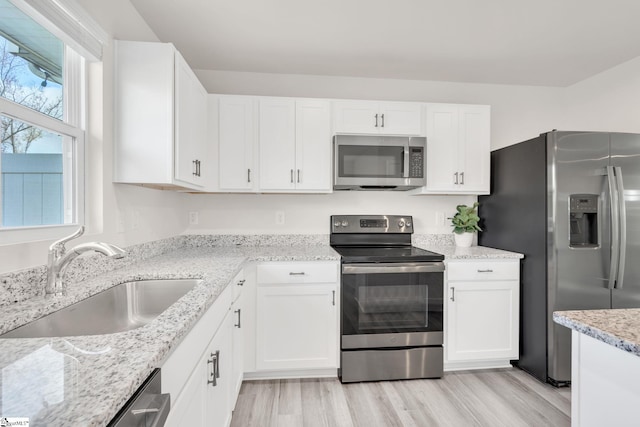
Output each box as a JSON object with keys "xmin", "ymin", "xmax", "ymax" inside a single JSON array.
[{"xmin": 10, "ymin": 0, "xmax": 107, "ymax": 61}]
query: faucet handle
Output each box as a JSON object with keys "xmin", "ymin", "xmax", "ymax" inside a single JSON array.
[{"xmin": 49, "ymin": 226, "xmax": 85, "ymax": 252}]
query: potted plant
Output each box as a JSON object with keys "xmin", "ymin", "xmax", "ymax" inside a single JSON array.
[{"xmin": 450, "ymin": 202, "xmax": 482, "ymax": 247}]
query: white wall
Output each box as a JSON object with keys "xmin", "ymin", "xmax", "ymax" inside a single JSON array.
[
  {"xmin": 0, "ymin": 0, "xmax": 189, "ymax": 274},
  {"xmin": 561, "ymin": 55, "xmax": 640, "ymax": 132}
]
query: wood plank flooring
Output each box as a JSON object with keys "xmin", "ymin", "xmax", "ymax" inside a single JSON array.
[{"xmin": 230, "ymin": 368, "xmax": 571, "ymax": 427}]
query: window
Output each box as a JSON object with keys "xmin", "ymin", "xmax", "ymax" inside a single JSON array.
[{"xmin": 0, "ymin": 0, "xmax": 106, "ymax": 244}]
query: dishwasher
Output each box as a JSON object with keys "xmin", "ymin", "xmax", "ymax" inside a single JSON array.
[{"xmin": 107, "ymin": 369, "xmax": 170, "ymax": 427}]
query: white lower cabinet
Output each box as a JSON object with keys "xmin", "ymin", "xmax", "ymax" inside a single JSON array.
[
  {"xmin": 162, "ymin": 275, "xmax": 238, "ymax": 427},
  {"xmin": 444, "ymin": 259, "xmax": 520, "ymax": 370},
  {"xmin": 254, "ymin": 261, "xmax": 339, "ymax": 376}
]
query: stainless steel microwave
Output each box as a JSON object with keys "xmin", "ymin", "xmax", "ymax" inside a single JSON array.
[{"xmin": 333, "ymin": 135, "xmax": 426, "ymax": 190}]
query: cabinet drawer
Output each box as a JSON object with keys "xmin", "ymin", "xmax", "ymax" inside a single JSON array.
[
  {"xmin": 257, "ymin": 262, "xmax": 338, "ymax": 284},
  {"xmin": 446, "ymin": 260, "xmax": 519, "ymax": 281}
]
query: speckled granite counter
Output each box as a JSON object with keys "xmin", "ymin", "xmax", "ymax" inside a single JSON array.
[
  {"xmin": 0, "ymin": 244, "xmax": 339, "ymax": 426},
  {"xmin": 553, "ymin": 309, "xmax": 640, "ymax": 357},
  {"xmin": 415, "ymin": 243, "xmax": 524, "ymax": 259},
  {"xmin": 0, "ymin": 235, "xmax": 521, "ymax": 426}
]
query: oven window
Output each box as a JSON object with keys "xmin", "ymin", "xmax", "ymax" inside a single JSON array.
[
  {"xmin": 338, "ymin": 145, "xmax": 404, "ymax": 178},
  {"xmin": 342, "ymin": 271, "xmax": 443, "ymax": 335}
]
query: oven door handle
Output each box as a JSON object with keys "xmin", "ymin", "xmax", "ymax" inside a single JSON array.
[{"xmin": 342, "ymin": 262, "xmax": 444, "ymax": 274}]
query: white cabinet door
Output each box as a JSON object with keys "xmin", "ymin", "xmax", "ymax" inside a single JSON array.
[
  {"xmin": 378, "ymin": 102, "xmax": 422, "ymax": 135},
  {"xmin": 332, "ymin": 100, "xmax": 379, "ymax": 134},
  {"xmin": 256, "ymin": 284, "xmax": 337, "ymax": 371},
  {"xmin": 174, "ymin": 51, "xmax": 207, "ymax": 187},
  {"xmin": 230, "ymin": 273, "xmax": 245, "ymax": 405},
  {"xmin": 425, "ymin": 104, "xmax": 459, "ymax": 191},
  {"xmin": 165, "ymin": 308, "xmax": 233, "ymax": 427},
  {"xmin": 446, "ymin": 280, "xmax": 519, "ymax": 362},
  {"xmin": 218, "ymin": 96, "xmax": 255, "ymax": 191},
  {"xmin": 114, "ymin": 41, "xmax": 207, "ymax": 191},
  {"xmin": 333, "ymin": 100, "xmax": 422, "ymax": 135},
  {"xmin": 164, "ymin": 348, "xmax": 208, "ymax": 427},
  {"xmin": 259, "ymin": 98, "xmax": 296, "ymax": 190},
  {"xmin": 295, "ymin": 99, "xmax": 332, "ymax": 191},
  {"xmin": 207, "ymin": 308, "xmax": 233, "ymax": 427},
  {"xmin": 458, "ymin": 105, "xmax": 490, "ymax": 193},
  {"xmin": 421, "ymin": 103, "xmax": 490, "ymax": 194}
]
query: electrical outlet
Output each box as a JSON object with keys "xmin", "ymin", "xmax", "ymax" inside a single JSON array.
[
  {"xmin": 189, "ymin": 211, "xmax": 199, "ymax": 225},
  {"xmin": 275, "ymin": 211, "xmax": 285, "ymax": 225}
]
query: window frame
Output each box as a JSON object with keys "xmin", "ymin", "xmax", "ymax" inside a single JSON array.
[{"xmin": 0, "ymin": 41, "xmax": 86, "ymax": 245}]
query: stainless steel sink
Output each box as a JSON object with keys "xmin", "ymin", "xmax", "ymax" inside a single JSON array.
[{"xmin": 0, "ymin": 279, "xmax": 201, "ymax": 338}]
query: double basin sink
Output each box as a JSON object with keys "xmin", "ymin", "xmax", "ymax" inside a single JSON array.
[{"xmin": 0, "ymin": 279, "xmax": 201, "ymax": 339}]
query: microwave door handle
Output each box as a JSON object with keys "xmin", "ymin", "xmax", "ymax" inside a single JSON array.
[{"xmin": 403, "ymin": 146, "xmax": 410, "ymax": 178}]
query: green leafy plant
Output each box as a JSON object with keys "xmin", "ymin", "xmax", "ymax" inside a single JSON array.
[{"xmin": 450, "ymin": 202, "xmax": 482, "ymax": 234}]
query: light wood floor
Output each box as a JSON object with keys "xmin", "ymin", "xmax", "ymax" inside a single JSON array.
[{"xmin": 230, "ymin": 369, "xmax": 571, "ymax": 427}]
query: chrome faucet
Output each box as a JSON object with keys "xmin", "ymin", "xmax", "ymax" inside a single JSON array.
[{"xmin": 46, "ymin": 226, "xmax": 126, "ymax": 296}]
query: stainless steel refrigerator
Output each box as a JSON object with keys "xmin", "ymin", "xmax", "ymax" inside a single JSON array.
[{"xmin": 479, "ymin": 130, "xmax": 640, "ymax": 386}]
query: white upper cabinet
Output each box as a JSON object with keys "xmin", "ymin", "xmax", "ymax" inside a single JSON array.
[
  {"xmin": 217, "ymin": 95, "xmax": 256, "ymax": 191},
  {"xmin": 416, "ymin": 104, "xmax": 490, "ymax": 195},
  {"xmin": 114, "ymin": 40, "xmax": 207, "ymax": 190},
  {"xmin": 259, "ymin": 98, "xmax": 332, "ymax": 192},
  {"xmin": 333, "ymin": 100, "xmax": 423, "ymax": 136},
  {"xmin": 295, "ymin": 99, "xmax": 332, "ymax": 191},
  {"xmin": 259, "ymin": 98, "xmax": 297, "ymax": 190}
]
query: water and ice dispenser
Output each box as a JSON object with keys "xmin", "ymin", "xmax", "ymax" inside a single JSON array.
[{"xmin": 569, "ymin": 194, "xmax": 598, "ymax": 248}]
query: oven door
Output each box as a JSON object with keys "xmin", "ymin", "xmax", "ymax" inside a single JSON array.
[{"xmin": 341, "ymin": 262, "xmax": 444, "ymax": 349}]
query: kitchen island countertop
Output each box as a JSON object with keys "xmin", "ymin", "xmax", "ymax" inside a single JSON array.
[{"xmin": 553, "ymin": 308, "xmax": 640, "ymax": 357}]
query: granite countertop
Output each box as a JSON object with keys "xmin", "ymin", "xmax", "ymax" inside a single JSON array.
[
  {"xmin": 0, "ymin": 244, "xmax": 339, "ymax": 427},
  {"xmin": 0, "ymin": 237, "xmax": 521, "ymax": 426},
  {"xmin": 415, "ymin": 244, "xmax": 524, "ymax": 259},
  {"xmin": 553, "ymin": 309, "xmax": 640, "ymax": 357}
]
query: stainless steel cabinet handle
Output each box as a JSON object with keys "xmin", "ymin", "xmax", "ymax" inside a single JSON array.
[
  {"xmin": 460, "ymin": 171, "xmax": 464, "ymax": 185},
  {"xmin": 207, "ymin": 351, "xmax": 218, "ymax": 386},
  {"xmin": 247, "ymin": 168, "xmax": 251, "ymax": 183},
  {"xmin": 332, "ymin": 290, "xmax": 336, "ymax": 306},
  {"xmin": 454, "ymin": 172, "xmax": 459, "ymax": 185},
  {"xmin": 290, "ymin": 169, "xmax": 294, "ymax": 183},
  {"xmin": 477, "ymin": 269, "xmax": 493, "ymax": 273},
  {"xmin": 297, "ymin": 169, "xmax": 300, "ymax": 183},
  {"xmin": 450, "ymin": 286, "xmax": 455, "ymax": 302},
  {"xmin": 381, "ymin": 113, "xmax": 385, "ymax": 127},
  {"xmin": 198, "ymin": 160, "xmax": 201, "ymax": 177},
  {"xmin": 215, "ymin": 350, "xmax": 220, "ymax": 379},
  {"xmin": 237, "ymin": 279, "xmax": 245, "ymax": 286},
  {"xmin": 235, "ymin": 309, "xmax": 241, "ymax": 328},
  {"xmin": 192, "ymin": 160, "xmax": 197, "ymax": 176},
  {"xmin": 289, "ymin": 272, "xmax": 306, "ymax": 276},
  {"xmin": 375, "ymin": 113, "xmax": 379, "ymax": 127}
]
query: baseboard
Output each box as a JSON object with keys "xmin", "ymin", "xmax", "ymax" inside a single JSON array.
[
  {"xmin": 243, "ymin": 368, "xmax": 338, "ymax": 380},
  {"xmin": 444, "ymin": 359, "xmax": 515, "ymax": 372}
]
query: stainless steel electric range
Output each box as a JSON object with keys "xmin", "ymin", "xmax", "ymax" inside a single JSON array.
[{"xmin": 330, "ymin": 215, "xmax": 445, "ymax": 383}]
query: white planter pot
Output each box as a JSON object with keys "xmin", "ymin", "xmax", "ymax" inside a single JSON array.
[{"xmin": 454, "ymin": 232, "xmax": 474, "ymax": 247}]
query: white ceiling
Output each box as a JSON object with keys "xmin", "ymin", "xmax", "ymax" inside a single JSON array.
[{"xmin": 130, "ymin": 0, "xmax": 640, "ymax": 87}]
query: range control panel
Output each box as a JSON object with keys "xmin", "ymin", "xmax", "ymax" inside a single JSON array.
[{"xmin": 331, "ymin": 215, "xmax": 414, "ymax": 234}]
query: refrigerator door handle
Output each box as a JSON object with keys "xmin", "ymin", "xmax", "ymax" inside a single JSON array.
[
  {"xmin": 614, "ymin": 166, "xmax": 626, "ymax": 289},
  {"xmin": 607, "ymin": 166, "xmax": 620, "ymax": 289}
]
